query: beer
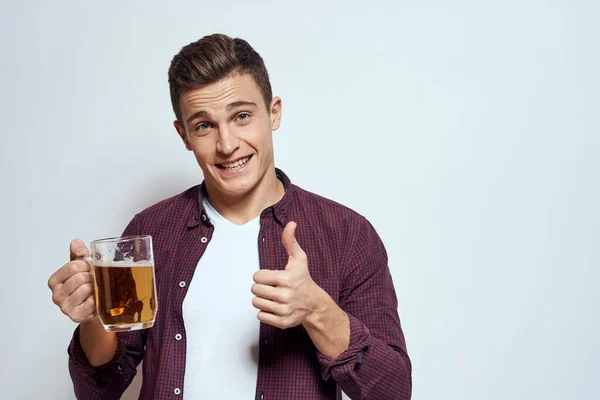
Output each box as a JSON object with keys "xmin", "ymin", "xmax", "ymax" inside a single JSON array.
[
  {"xmin": 91, "ymin": 235, "xmax": 157, "ymax": 332},
  {"xmin": 93, "ymin": 262, "xmax": 157, "ymax": 331}
]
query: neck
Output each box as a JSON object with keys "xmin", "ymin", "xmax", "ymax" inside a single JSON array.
[{"xmin": 205, "ymin": 172, "xmax": 285, "ymax": 226}]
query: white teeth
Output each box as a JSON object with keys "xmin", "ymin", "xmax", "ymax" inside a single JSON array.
[{"xmin": 222, "ymin": 156, "xmax": 250, "ymax": 170}]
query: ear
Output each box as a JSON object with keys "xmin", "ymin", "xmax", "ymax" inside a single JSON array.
[
  {"xmin": 270, "ymin": 96, "xmax": 282, "ymax": 131},
  {"xmin": 174, "ymin": 120, "xmax": 192, "ymax": 151}
]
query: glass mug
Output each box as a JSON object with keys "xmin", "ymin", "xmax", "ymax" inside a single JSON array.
[{"xmin": 90, "ymin": 235, "xmax": 158, "ymax": 332}]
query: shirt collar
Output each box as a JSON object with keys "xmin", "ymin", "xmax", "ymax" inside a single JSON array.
[
  {"xmin": 188, "ymin": 168, "xmax": 293, "ymax": 229},
  {"xmin": 266, "ymin": 168, "xmax": 293, "ymax": 227}
]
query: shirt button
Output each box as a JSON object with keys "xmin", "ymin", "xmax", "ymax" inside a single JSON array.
[
  {"xmin": 201, "ymin": 236, "xmax": 208, "ymax": 243},
  {"xmin": 174, "ymin": 387, "xmax": 181, "ymax": 395},
  {"xmin": 201, "ymin": 214, "xmax": 207, "ymax": 221},
  {"xmin": 175, "ymin": 333, "xmax": 182, "ymax": 341},
  {"xmin": 179, "ymin": 281, "xmax": 186, "ymax": 288}
]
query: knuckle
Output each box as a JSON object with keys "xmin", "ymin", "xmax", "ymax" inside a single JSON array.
[
  {"xmin": 65, "ymin": 262, "xmax": 80, "ymax": 276},
  {"xmin": 81, "ymin": 283, "xmax": 94, "ymax": 295},
  {"xmin": 278, "ymin": 291, "xmax": 291, "ymax": 303},
  {"xmin": 278, "ymin": 276, "xmax": 291, "ymax": 287},
  {"xmin": 77, "ymin": 273, "xmax": 92, "ymax": 287},
  {"xmin": 277, "ymin": 304, "xmax": 289, "ymax": 316},
  {"xmin": 80, "ymin": 300, "xmax": 96, "ymax": 314},
  {"xmin": 84, "ymin": 296, "xmax": 96, "ymax": 309},
  {"xmin": 59, "ymin": 303, "xmax": 71, "ymax": 315},
  {"xmin": 72, "ymin": 314, "xmax": 84, "ymax": 324},
  {"xmin": 72, "ymin": 272, "xmax": 84, "ymax": 286},
  {"xmin": 72, "ymin": 304, "xmax": 94, "ymax": 323}
]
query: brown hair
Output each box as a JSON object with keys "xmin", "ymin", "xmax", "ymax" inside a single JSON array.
[{"xmin": 168, "ymin": 34, "xmax": 273, "ymax": 124}]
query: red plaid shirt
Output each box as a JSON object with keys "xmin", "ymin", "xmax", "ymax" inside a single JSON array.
[{"xmin": 68, "ymin": 169, "xmax": 412, "ymax": 399}]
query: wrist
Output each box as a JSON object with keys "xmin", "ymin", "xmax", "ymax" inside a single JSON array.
[
  {"xmin": 79, "ymin": 317, "xmax": 118, "ymax": 367},
  {"xmin": 303, "ymin": 286, "xmax": 334, "ymax": 329},
  {"xmin": 80, "ymin": 315, "xmax": 102, "ymax": 329},
  {"xmin": 303, "ymin": 286, "xmax": 348, "ymax": 339},
  {"xmin": 302, "ymin": 288, "xmax": 350, "ymax": 359}
]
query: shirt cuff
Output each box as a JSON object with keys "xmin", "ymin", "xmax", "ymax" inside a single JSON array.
[
  {"xmin": 317, "ymin": 312, "xmax": 371, "ymax": 381},
  {"xmin": 68, "ymin": 325, "xmax": 125, "ymax": 387}
]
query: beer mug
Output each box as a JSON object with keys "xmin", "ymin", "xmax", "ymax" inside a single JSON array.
[{"xmin": 90, "ymin": 236, "xmax": 158, "ymax": 332}]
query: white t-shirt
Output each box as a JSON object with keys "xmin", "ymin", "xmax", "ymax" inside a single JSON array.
[{"xmin": 182, "ymin": 197, "xmax": 261, "ymax": 398}]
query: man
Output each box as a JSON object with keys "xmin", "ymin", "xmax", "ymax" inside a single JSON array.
[{"xmin": 48, "ymin": 34, "xmax": 412, "ymax": 399}]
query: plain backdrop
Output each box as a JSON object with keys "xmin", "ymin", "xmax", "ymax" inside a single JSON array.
[{"xmin": 1, "ymin": 1, "xmax": 598, "ymax": 399}]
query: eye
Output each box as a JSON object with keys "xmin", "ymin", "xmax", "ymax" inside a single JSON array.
[
  {"xmin": 196, "ymin": 122, "xmax": 212, "ymax": 131},
  {"xmin": 237, "ymin": 113, "xmax": 250, "ymax": 121}
]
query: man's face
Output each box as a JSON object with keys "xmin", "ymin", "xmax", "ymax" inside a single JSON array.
[{"xmin": 174, "ymin": 73, "xmax": 281, "ymax": 201}]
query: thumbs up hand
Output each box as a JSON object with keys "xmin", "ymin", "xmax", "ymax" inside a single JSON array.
[{"xmin": 251, "ymin": 221, "xmax": 328, "ymax": 329}]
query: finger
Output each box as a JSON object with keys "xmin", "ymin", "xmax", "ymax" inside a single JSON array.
[
  {"xmin": 257, "ymin": 311, "xmax": 293, "ymax": 329},
  {"xmin": 282, "ymin": 221, "xmax": 304, "ymax": 259},
  {"xmin": 70, "ymin": 239, "xmax": 90, "ymax": 261},
  {"xmin": 68, "ymin": 283, "xmax": 95, "ymax": 306},
  {"xmin": 61, "ymin": 283, "xmax": 94, "ymax": 315},
  {"xmin": 253, "ymin": 270, "xmax": 289, "ymax": 287},
  {"xmin": 251, "ymin": 283, "xmax": 281, "ymax": 300},
  {"xmin": 58, "ymin": 271, "xmax": 94, "ymax": 300},
  {"xmin": 49, "ymin": 260, "xmax": 92, "ymax": 290},
  {"xmin": 252, "ymin": 297, "xmax": 290, "ymax": 316},
  {"xmin": 70, "ymin": 295, "xmax": 97, "ymax": 324}
]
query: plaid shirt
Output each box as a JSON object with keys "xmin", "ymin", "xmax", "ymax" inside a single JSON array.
[{"xmin": 68, "ymin": 169, "xmax": 412, "ymax": 400}]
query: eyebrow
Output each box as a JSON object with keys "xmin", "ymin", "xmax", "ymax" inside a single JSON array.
[{"xmin": 186, "ymin": 101, "xmax": 258, "ymax": 124}]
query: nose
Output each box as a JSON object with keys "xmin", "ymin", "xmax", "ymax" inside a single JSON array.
[{"xmin": 216, "ymin": 125, "xmax": 240, "ymax": 155}]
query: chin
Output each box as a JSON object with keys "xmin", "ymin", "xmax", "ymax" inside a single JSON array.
[{"xmin": 217, "ymin": 180, "xmax": 256, "ymax": 199}]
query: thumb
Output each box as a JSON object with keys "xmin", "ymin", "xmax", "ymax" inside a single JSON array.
[
  {"xmin": 70, "ymin": 239, "xmax": 90, "ymax": 261},
  {"xmin": 282, "ymin": 221, "xmax": 304, "ymax": 260}
]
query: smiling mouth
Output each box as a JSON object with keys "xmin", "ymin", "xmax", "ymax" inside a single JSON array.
[{"xmin": 217, "ymin": 155, "xmax": 252, "ymax": 171}]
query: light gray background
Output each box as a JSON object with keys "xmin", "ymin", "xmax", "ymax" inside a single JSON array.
[{"xmin": 1, "ymin": 1, "xmax": 598, "ymax": 399}]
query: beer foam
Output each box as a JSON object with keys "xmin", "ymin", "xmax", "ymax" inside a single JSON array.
[{"xmin": 93, "ymin": 260, "xmax": 154, "ymax": 267}]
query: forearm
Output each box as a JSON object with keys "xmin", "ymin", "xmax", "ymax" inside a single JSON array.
[
  {"xmin": 303, "ymin": 289, "xmax": 350, "ymax": 359},
  {"xmin": 80, "ymin": 317, "xmax": 118, "ymax": 367},
  {"xmin": 67, "ymin": 215, "xmax": 144, "ymax": 398},
  {"xmin": 319, "ymin": 217, "xmax": 411, "ymax": 399},
  {"xmin": 68, "ymin": 324, "xmax": 143, "ymax": 399},
  {"xmin": 318, "ymin": 314, "xmax": 412, "ymax": 400},
  {"xmin": 339, "ymin": 332, "xmax": 411, "ymax": 400}
]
